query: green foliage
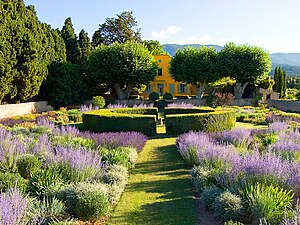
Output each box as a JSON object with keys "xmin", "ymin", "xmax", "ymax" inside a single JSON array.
[
  {"xmin": 99, "ymin": 147, "xmax": 137, "ymax": 168},
  {"xmin": 239, "ymin": 183, "xmax": 294, "ymax": 224},
  {"xmin": 82, "ymin": 108, "xmax": 157, "ymax": 136},
  {"xmin": 165, "ymin": 109, "xmax": 236, "ymax": 135},
  {"xmin": 219, "ymin": 43, "xmax": 271, "ymax": 98},
  {"xmin": 212, "ymin": 191, "xmax": 244, "ymax": 222},
  {"xmin": 191, "ymin": 166, "xmax": 220, "ymax": 192},
  {"xmin": 163, "ymin": 92, "xmax": 173, "ymax": 100},
  {"xmin": 17, "ymin": 154, "xmax": 42, "ymax": 179},
  {"xmin": 0, "ymin": 1, "xmax": 66, "ymax": 103},
  {"xmin": 85, "ymin": 41, "xmax": 158, "ymax": 100},
  {"xmin": 66, "ymin": 109, "xmax": 82, "ymax": 123},
  {"xmin": 61, "ymin": 17, "xmax": 81, "ymax": 64},
  {"xmin": 273, "ymin": 66, "xmax": 287, "ymax": 98},
  {"xmin": 28, "ymin": 167, "xmax": 65, "ymax": 198},
  {"xmin": 170, "ymin": 46, "xmax": 219, "ymax": 98},
  {"xmin": 46, "ymin": 62, "xmax": 87, "ymax": 108},
  {"xmin": 213, "ymin": 93, "xmax": 235, "ymax": 108},
  {"xmin": 92, "ymin": 11, "xmax": 141, "ymax": 46},
  {"xmin": 92, "ymin": 96, "xmax": 106, "ymax": 108},
  {"xmin": 103, "ymin": 165, "xmax": 128, "ymax": 186},
  {"xmin": 0, "ymin": 171, "xmax": 27, "ymax": 192},
  {"xmin": 149, "ymin": 92, "xmax": 160, "ymax": 101},
  {"xmin": 64, "ymin": 182, "xmax": 110, "ymax": 221},
  {"xmin": 201, "ymin": 185, "xmax": 223, "ymax": 210},
  {"xmin": 78, "ymin": 29, "xmax": 92, "ymax": 64},
  {"xmin": 143, "ymin": 40, "xmax": 166, "ymax": 55},
  {"xmin": 30, "ymin": 197, "xmax": 67, "ymax": 224},
  {"xmin": 165, "ymin": 108, "xmax": 213, "ymax": 116},
  {"xmin": 297, "ymin": 91, "xmax": 300, "ymax": 100}
]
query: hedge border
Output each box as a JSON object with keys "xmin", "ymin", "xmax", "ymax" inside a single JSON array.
[
  {"xmin": 165, "ymin": 108, "xmax": 236, "ymax": 135},
  {"xmin": 82, "ymin": 108, "xmax": 157, "ymax": 136}
]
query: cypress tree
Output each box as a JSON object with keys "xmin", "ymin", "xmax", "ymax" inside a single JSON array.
[
  {"xmin": 282, "ymin": 70, "xmax": 287, "ymax": 98},
  {"xmin": 78, "ymin": 29, "xmax": 92, "ymax": 64},
  {"xmin": 61, "ymin": 17, "xmax": 81, "ymax": 64},
  {"xmin": 0, "ymin": 1, "xmax": 66, "ymax": 103}
]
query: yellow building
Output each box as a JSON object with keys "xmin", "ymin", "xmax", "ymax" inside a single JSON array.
[{"xmin": 142, "ymin": 54, "xmax": 196, "ymax": 98}]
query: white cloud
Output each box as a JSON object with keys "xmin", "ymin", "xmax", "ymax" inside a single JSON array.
[
  {"xmin": 151, "ymin": 25, "xmax": 182, "ymax": 40},
  {"xmin": 178, "ymin": 34, "xmax": 228, "ymax": 46},
  {"xmin": 166, "ymin": 26, "xmax": 182, "ymax": 35}
]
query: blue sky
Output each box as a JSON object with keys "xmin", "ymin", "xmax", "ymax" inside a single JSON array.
[{"xmin": 24, "ymin": 0, "xmax": 300, "ymax": 53}]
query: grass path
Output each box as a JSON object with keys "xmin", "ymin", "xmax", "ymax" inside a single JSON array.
[{"xmin": 108, "ymin": 136, "xmax": 198, "ymax": 225}]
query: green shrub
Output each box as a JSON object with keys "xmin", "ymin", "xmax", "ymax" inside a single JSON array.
[
  {"xmin": 55, "ymin": 115, "xmax": 69, "ymax": 125},
  {"xmin": 149, "ymin": 91, "xmax": 159, "ymax": 101},
  {"xmin": 17, "ymin": 155, "xmax": 42, "ymax": 179},
  {"xmin": 30, "ymin": 197, "xmax": 67, "ymax": 224},
  {"xmin": 64, "ymin": 182, "xmax": 110, "ymax": 221},
  {"xmin": 212, "ymin": 191, "xmax": 243, "ymax": 222},
  {"xmin": 82, "ymin": 108, "xmax": 157, "ymax": 136},
  {"xmin": 239, "ymin": 183, "xmax": 294, "ymax": 224},
  {"xmin": 28, "ymin": 167, "xmax": 65, "ymax": 198},
  {"xmin": 99, "ymin": 146, "xmax": 137, "ymax": 168},
  {"xmin": 92, "ymin": 96, "xmax": 105, "ymax": 108},
  {"xmin": 103, "ymin": 165, "xmax": 128, "ymax": 186},
  {"xmin": 201, "ymin": 185, "xmax": 223, "ymax": 210},
  {"xmin": 154, "ymin": 99, "xmax": 167, "ymax": 109},
  {"xmin": 191, "ymin": 166, "xmax": 219, "ymax": 193},
  {"xmin": 165, "ymin": 107, "xmax": 213, "ymax": 115},
  {"xmin": 236, "ymin": 114, "xmax": 249, "ymax": 122},
  {"xmin": 166, "ymin": 110, "xmax": 236, "ymax": 135},
  {"xmin": 67, "ymin": 109, "xmax": 82, "ymax": 123},
  {"xmin": 0, "ymin": 171, "xmax": 27, "ymax": 192},
  {"xmin": 163, "ymin": 92, "xmax": 173, "ymax": 100}
]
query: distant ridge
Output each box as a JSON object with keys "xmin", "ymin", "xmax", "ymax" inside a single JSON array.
[{"xmin": 162, "ymin": 44, "xmax": 300, "ymax": 76}]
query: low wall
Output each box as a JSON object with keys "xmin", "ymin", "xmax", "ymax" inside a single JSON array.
[
  {"xmin": 0, "ymin": 101, "xmax": 54, "ymax": 119},
  {"xmin": 112, "ymin": 98, "xmax": 253, "ymax": 107},
  {"xmin": 268, "ymin": 100, "xmax": 300, "ymax": 113}
]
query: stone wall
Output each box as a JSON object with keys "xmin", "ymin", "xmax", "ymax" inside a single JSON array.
[
  {"xmin": 0, "ymin": 101, "xmax": 54, "ymax": 119},
  {"xmin": 268, "ymin": 100, "xmax": 300, "ymax": 113}
]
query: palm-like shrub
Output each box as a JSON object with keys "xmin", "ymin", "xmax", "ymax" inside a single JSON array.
[{"xmin": 239, "ymin": 183, "xmax": 294, "ymax": 224}]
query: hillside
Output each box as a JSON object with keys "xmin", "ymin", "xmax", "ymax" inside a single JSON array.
[{"xmin": 162, "ymin": 44, "xmax": 300, "ymax": 76}]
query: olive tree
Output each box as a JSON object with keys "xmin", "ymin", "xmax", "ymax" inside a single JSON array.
[
  {"xmin": 85, "ymin": 41, "xmax": 157, "ymax": 100},
  {"xmin": 170, "ymin": 46, "xmax": 219, "ymax": 98},
  {"xmin": 218, "ymin": 43, "xmax": 271, "ymax": 99}
]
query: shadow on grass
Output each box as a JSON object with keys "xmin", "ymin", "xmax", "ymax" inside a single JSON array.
[{"xmin": 109, "ymin": 139, "xmax": 198, "ymax": 225}]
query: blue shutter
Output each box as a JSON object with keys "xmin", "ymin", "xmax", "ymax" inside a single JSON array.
[
  {"xmin": 169, "ymin": 84, "xmax": 174, "ymax": 94},
  {"xmin": 184, "ymin": 85, "xmax": 187, "ymax": 93},
  {"xmin": 178, "ymin": 84, "xmax": 181, "ymax": 93}
]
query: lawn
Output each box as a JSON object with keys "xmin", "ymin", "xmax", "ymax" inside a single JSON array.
[{"xmin": 108, "ymin": 137, "xmax": 198, "ymax": 225}]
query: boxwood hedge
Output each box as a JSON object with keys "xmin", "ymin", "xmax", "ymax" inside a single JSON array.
[
  {"xmin": 165, "ymin": 108, "xmax": 236, "ymax": 135},
  {"xmin": 82, "ymin": 108, "xmax": 157, "ymax": 136}
]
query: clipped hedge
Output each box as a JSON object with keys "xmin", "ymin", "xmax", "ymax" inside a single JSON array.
[
  {"xmin": 165, "ymin": 109, "xmax": 236, "ymax": 135},
  {"xmin": 164, "ymin": 107, "xmax": 213, "ymax": 116},
  {"xmin": 82, "ymin": 108, "xmax": 157, "ymax": 136}
]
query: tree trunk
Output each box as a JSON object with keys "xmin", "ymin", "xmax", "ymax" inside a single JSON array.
[
  {"xmin": 234, "ymin": 82, "xmax": 248, "ymax": 99},
  {"xmin": 114, "ymin": 83, "xmax": 133, "ymax": 100},
  {"xmin": 193, "ymin": 81, "xmax": 207, "ymax": 99}
]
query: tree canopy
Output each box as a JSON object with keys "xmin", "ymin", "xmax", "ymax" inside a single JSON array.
[
  {"xmin": 78, "ymin": 29, "xmax": 92, "ymax": 64},
  {"xmin": 169, "ymin": 46, "xmax": 219, "ymax": 98},
  {"xmin": 143, "ymin": 40, "xmax": 166, "ymax": 55},
  {"xmin": 218, "ymin": 42, "xmax": 271, "ymax": 98},
  {"xmin": 0, "ymin": 1, "xmax": 66, "ymax": 103},
  {"xmin": 61, "ymin": 17, "xmax": 81, "ymax": 64},
  {"xmin": 92, "ymin": 11, "xmax": 142, "ymax": 46},
  {"xmin": 85, "ymin": 41, "xmax": 157, "ymax": 99}
]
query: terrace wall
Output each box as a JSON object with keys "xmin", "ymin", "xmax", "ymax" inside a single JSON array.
[
  {"xmin": 268, "ymin": 100, "xmax": 300, "ymax": 113},
  {"xmin": 0, "ymin": 101, "xmax": 54, "ymax": 119}
]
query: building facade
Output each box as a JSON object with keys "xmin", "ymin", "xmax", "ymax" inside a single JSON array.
[{"xmin": 142, "ymin": 54, "xmax": 196, "ymax": 98}]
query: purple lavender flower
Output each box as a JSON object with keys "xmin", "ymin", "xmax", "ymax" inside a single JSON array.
[
  {"xmin": 212, "ymin": 128, "xmax": 252, "ymax": 148},
  {"xmin": 35, "ymin": 116, "xmax": 55, "ymax": 129},
  {"xmin": 53, "ymin": 125, "xmax": 80, "ymax": 137},
  {"xmin": 80, "ymin": 104, "xmax": 99, "ymax": 113},
  {"xmin": 107, "ymin": 103, "xmax": 128, "ymax": 109},
  {"xmin": 268, "ymin": 122, "xmax": 289, "ymax": 133},
  {"xmin": 79, "ymin": 131, "xmax": 147, "ymax": 151},
  {"xmin": 133, "ymin": 103, "xmax": 154, "ymax": 108},
  {"xmin": 0, "ymin": 187, "xmax": 29, "ymax": 225},
  {"xmin": 167, "ymin": 102, "xmax": 194, "ymax": 108}
]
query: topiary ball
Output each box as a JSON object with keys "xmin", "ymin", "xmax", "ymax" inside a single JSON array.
[
  {"xmin": 163, "ymin": 92, "xmax": 173, "ymax": 100},
  {"xmin": 92, "ymin": 96, "xmax": 106, "ymax": 108},
  {"xmin": 149, "ymin": 92, "xmax": 159, "ymax": 101},
  {"xmin": 17, "ymin": 154, "xmax": 42, "ymax": 179}
]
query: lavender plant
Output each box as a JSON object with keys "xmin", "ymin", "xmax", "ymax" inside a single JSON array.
[
  {"xmin": 106, "ymin": 103, "xmax": 128, "ymax": 109},
  {"xmin": 167, "ymin": 102, "xmax": 194, "ymax": 108}
]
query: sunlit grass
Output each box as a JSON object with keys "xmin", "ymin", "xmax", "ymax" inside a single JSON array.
[{"xmin": 108, "ymin": 137, "xmax": 197, "ymax": 225}]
